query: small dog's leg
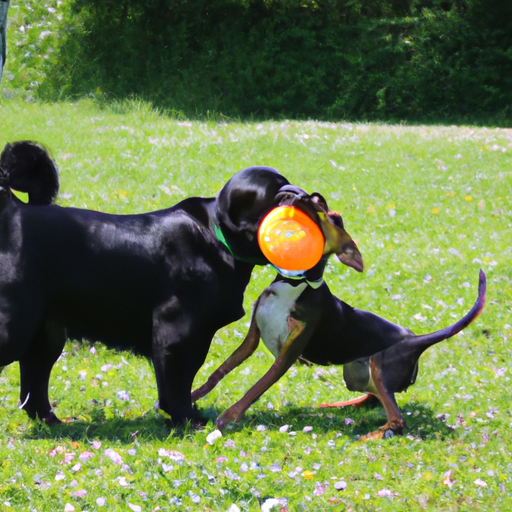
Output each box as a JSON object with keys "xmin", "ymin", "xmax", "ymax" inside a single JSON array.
[
  {"xmin": 360, "ymin": 357, "xmax": 404, "ymax": 440},
  {"xmin": 320, "ymin": 393, "xmax": 379, "ymax": 409},
  {"xmin": 215, "ymin": 319, "xmax": 309, "ymax": 430},
  {"xmin": 192, "ymin": 310, "xmax": 261, "ymax": 402}
]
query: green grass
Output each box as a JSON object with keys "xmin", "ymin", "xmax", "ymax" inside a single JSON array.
[{"xmin": 0, "ymin": 96, "xmax": 511, "ymax": 511}]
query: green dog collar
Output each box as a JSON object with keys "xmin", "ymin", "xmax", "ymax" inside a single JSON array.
[{"xmin": 214, "ymin": 224, "xmax": 234, "ymax": 256}]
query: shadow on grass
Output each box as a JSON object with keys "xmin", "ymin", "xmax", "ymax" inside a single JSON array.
[
  {"xmin": 221, "ymin": 399, "xmax": 458, "ymax": 441},
  {"xmin": 22, "ymin": 399, "xmax": 456, "ymax": 443},
  {"xmin": 23, "ymin": 407, "xmax": 205, "ymax": 444}
]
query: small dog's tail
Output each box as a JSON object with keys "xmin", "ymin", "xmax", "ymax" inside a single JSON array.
[
  {"xmin": 0, "ymin": 141, "xmax": 59, "ymax": 205},
  {"xmin": 363, "ymin": 269, "xmax": 487, "ymax": 396},
  {"xmin": 403, "ymin": 269, "xmax": 486, "ymax": 351}
]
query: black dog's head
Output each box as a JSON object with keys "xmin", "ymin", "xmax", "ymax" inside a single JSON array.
[{"xmin": 215, "ymin": 166, "xmax": 363, "ymax": 271}]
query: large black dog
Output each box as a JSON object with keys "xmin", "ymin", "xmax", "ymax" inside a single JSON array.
[{"xmin": 0, "ymin": 141, "xmax": 363, "ymax": 425}]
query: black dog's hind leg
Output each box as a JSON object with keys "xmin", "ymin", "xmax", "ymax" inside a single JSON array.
[{"xmin": 19, "ymin": 319, "xmax": 66, "ymax": 424}]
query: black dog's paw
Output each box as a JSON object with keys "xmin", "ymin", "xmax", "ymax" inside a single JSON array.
[
  {"xmin": 186, "ymin": 408, "xmax": 210, "ymax": 429},
  {"xmin": 42, "ymin": 411, "xmax": 62, "ymax": 426}
]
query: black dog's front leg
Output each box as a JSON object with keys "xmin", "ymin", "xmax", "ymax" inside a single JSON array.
[
  {"xmin": 19, "ymin": 319, "xmax": 66, "ymax": 424},
  {"xmin": 152, "ymin": 304, "xmax": 213, "ymax": 425}
]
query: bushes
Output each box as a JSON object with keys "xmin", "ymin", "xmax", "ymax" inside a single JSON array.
[{"xmin": 6, "ymin": 0, "xmax": 512, "ymax": 123}]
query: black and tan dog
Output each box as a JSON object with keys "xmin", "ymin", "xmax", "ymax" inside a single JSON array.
[
  {"xmin": 0, "ymin": 141, "xmax": 363, "ymax": 425},
  {"xmin": 318, "ymin": 270, "xmax": 486, "ymax": 438},
  {"xmin": 193, "ymin": 250, "xmax": 486, "ymax": 437}
]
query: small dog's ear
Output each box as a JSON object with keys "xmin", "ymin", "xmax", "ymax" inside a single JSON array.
[
  {"xmin": 310, "ymin": 192, "xmax": 329, "ymax": 212},
  {"xmin": 328, "ymin": 210, "xmax": 345, "ymax": 230}
]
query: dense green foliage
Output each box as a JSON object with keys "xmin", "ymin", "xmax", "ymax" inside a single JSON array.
[{"xmin": 3, "ymin": 0, "xmax": 512, "ymax": 123}]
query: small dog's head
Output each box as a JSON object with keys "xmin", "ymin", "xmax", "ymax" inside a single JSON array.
[
  {"xmin": 215, "ymin": 167, "xmax": 363, "ymax": 272},
  {"xmin": 276, "ymin": 190, "xmax": 363, "ymax": 273}
]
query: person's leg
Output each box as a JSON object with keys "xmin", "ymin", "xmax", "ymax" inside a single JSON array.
[{"xmin": 0, "ymin": 0, "xmax": 10, "ymax": 82}]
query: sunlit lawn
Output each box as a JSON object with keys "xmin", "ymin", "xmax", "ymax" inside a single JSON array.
[{"xmin": 0, "ymin": 96, "xmax": 511, "ymax": 511}]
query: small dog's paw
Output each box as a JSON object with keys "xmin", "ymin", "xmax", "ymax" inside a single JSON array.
[
  {"xmin": 215, "ymin": 412, "xmax": 233, "ymax": 431},
  {"xmin": 361, "ymin": 423, "xmax": 402, "ymax": 441}
]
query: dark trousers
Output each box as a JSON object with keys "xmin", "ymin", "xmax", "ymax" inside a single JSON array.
[{"xmin": 0, "ymin": 0, "xmax": 10, "ymax": 81}]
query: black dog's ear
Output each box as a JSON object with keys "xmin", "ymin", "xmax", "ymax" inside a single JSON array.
[
  {"xmin": 215, "ymin": 166, "xmax": 290, "ymax": 263},
  {"xmin": 0, "ymin": 165, "xmax": 8, "ymax": 190},
  {"xmin": 275, "ymin": 184, "xmax": 309, "ymax": 204},
  {"xmin": 217, "ymin": 167, "xmax": 289, "ymax": 228}
]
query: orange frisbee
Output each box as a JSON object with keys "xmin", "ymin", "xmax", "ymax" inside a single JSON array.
[{"xmin": 258, "ymin": 205, "xmax": 324, "ymax": 271}]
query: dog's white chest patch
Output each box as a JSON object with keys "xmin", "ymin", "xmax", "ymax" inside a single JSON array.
[{"xmin": 256, "ymin": 281, "xmax": 308, "ymax": 358}]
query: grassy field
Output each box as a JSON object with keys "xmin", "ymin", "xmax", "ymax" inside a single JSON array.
[{"xmin": 0, "ymin": 96, "xmax": 511, "ymax": 511}]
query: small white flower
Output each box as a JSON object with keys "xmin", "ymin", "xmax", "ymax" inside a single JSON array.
[
  {"xmin": 334, "ymin": 480, "xmax": 347, "ymax": 490},
  {"xmin": 377, "ymin": 488, "xmax": 395, "ymax": 498},
  {"xmin": 116, "ymin": 390, "xmax": 129, "ymax": 401},
  {"xmin": 117, "ymin": 476, "xmax": 129, "ymax": 487},
  {"xmin": 206, "ymin": 430, "xmax": 223, "ymax": 445},
  {"xmin": 189, "ymin": 492, "xmax": 201, "ymax": 504},
  {"xmin": 261, "ymin": 498, "xmax": 288, "ymax": 512},
  {"xmin": 104, "ymin": 448, "xmax": 123, "ymax": 465}
]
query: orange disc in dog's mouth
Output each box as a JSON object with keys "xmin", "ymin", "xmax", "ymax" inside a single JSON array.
[{"xmin": 258, "ymin": 205, "xmax": 324, "ymax": 271}]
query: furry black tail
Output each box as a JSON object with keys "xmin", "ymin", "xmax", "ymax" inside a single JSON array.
[{"xmin": 0, "ymin": 141, "xmax": 59, "ymax": 205}]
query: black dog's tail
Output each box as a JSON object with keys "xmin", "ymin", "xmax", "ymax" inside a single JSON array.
[{"xmin": 0, "ymin": 141, "xmax": 59, "ymax": 205}]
